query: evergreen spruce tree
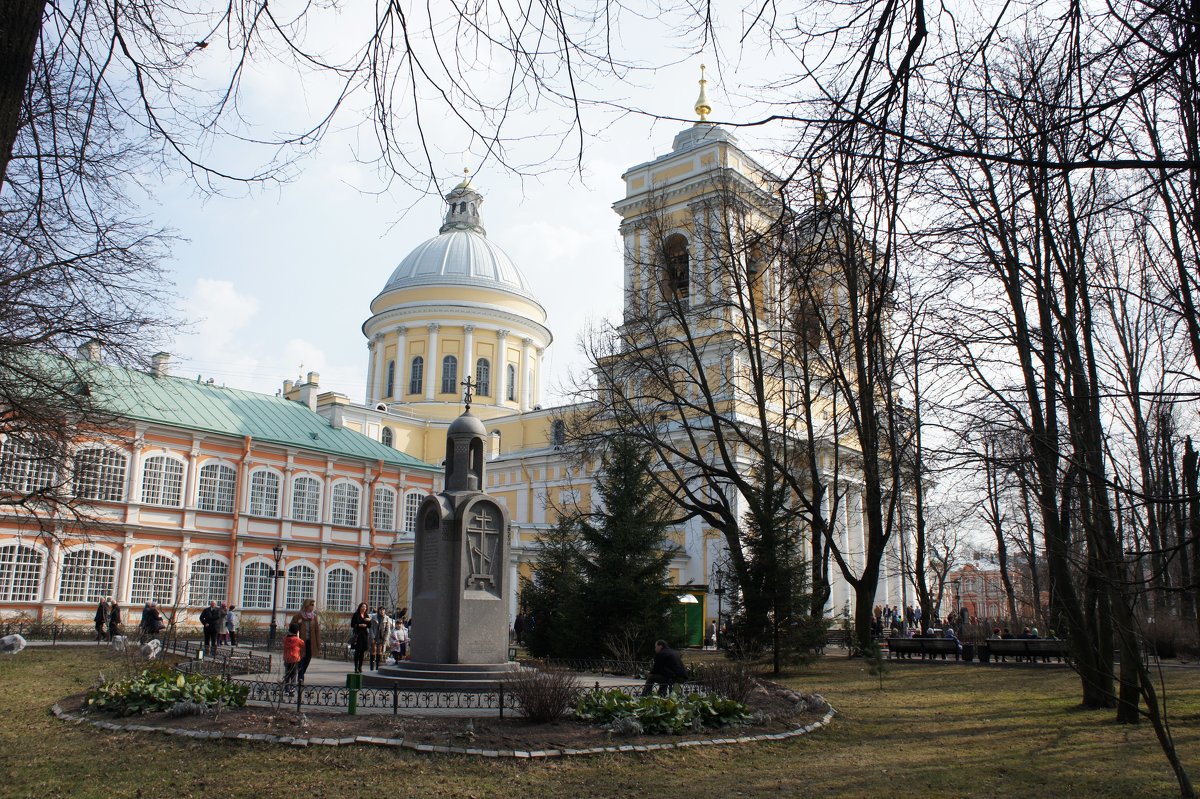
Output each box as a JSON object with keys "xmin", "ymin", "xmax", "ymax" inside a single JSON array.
[
  {"xmin": 519, "ymin": 518, "xmax": 587, "ymax": 658},
  {"xmin": 576, "ymin": 436, "xmax": 678, "ymax": 659}
]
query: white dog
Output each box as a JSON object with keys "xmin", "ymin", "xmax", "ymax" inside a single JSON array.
[
  {"xmin": 109, "ymin": 635, "xmax": 128, "ymax": 652},
  {"xmin": 140, "ymin": 639, "xmax": 162, "ymax": 660},
  {"xmin": 0, "ymin": 634, "xmax": 26, "ymax": 654}
]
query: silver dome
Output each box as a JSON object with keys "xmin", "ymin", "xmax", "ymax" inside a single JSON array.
[{"xmin": 378, "ymin": 229, "xmax": 535, "ymax": 299}]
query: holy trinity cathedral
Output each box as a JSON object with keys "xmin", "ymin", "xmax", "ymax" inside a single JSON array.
[{"xmin": 0, "ymin": 85, "xmax": 909, "ymax": 640}]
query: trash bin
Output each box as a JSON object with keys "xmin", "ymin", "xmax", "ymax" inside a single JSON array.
[
  {"xmin": 978, "ymin": 644, "xmax": 990, "ymax": 663},
  {"xmin": 346, "ymin": 672, "xmax": 362, "ymax": 714},
  {"xmin": 961, "ymin": 643, "xmax": 975, "ymax": 662}
]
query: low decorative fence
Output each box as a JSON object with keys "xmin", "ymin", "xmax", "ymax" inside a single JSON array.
[{"xmin": 164, "ymin": 638, "xmax": 272, "ymax": 677}]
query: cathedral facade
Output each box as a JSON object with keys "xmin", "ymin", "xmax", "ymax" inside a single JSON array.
[{"xmin": 0, "ymin": 113, "xmax": 911, "ymax": 638}]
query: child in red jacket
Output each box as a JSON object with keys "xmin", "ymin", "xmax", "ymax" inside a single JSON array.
[{"xmin": 283, "ymin": 622, "xmax": 304, "ymax": 690}]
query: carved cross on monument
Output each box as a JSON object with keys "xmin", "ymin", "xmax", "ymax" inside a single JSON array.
[
  {"xmin": 465, "ymin": 510, "xmax": 500, "ymax": 591},
  {"xmin": 461, "ymin": 375, "xmax": 475, "ymax": 411}
]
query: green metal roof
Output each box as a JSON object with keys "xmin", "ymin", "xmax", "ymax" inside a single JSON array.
[{"xmin": 81, "ymin": 361, "xmax": 438, "ymax": 472}]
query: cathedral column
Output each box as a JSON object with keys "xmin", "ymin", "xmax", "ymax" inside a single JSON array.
[
  {"xmin": 463, "ymin": 325, "xmax": 475, "ymax": 393},
  {"xmin": 495, "ymin": 329, "xmax": 509, "ymax": 407},
  {"xmin": 520, "ymin": 337, "xmax": 534, "ymax": 411},
  {"xmin": 424, "ymin": 323, "xmax": 439, "ymax": 401},
  {"xmin": 365, "ymin": 337, "xmax": 378, "ymax": 404},
  {"xmin": 393, "ymin": 326, "xmax": 408, "ymax": 399},
  {"xmin": 535, "ymin": 347, "xmax": 545, "ymax": 407}
]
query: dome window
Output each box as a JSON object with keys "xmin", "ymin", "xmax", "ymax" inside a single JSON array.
[
  {"xmin": 441, "ymin": 355, "xmax": 459, "ymax": 394},
  {"xmin": 381, "ymin": 427, "xmax": 394, "ymax": 448},
  {"xmin": 506, "ymin": 364, "xmax": 516, "ymax": 402},
  {"xmin": 385, "ymin": 360, "xmax": 395, "ymax": 398},
  {"xmin": 475, "ymin": 358, "xmax": 491, "ymax": 396},
  {"xmin": 409, "ymin": 356, "xmax": 424, "ymax": 395}
]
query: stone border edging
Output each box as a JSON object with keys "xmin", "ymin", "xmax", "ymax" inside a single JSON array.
[{"xmin": 50, "ymin": 702, "xmax": 835, "ymax": 758}]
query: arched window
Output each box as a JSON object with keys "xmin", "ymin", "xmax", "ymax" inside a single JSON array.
[
  {"xmin": 373, "ymin": 485, "xmax": 396, "ymax": 531},
  {"xmin": 441, "ymin": 355, "xmax": 458, "ymax": 394},
  {"xmin": 409, "ymin": 356, "xmax": 424, "ymax": 394},
  {"xmin": 188, "ymin": 557, "xmax": 229, "ymax": 606},
  {"xmin": 284, "ymin": 564, "xmax": 315, "ymax": 611},
  {"xmin": 325, "ymin": 567, "xmax": 354, "ymax": 612},
  {"xmin": 331, "ymin": 481, "xmax": 360, "ymax": 527},
  {"xmin": 385, "ymin": 360, "xmax": 396, "ymax": 397},
  {"xmin": 0, "ymin": 436, "xmax": 56, "ymax": 494},
  {"xmin": 58, "ymin": 548, "xmax": 116, "ymax": 602},
  {"xmin": 381, "ymin": 428, "xmax": 394, "ymax": 448},
  {"xmin": 403, "ymin": 491, "xmax": 422, "ymax": 534},
  {"xmin": 0, "ymin": 544, "xmax": 44, "ymax": 601},
  {"xmin": 291, "ymin": 476, "xmax": 321, "ymax": 522},
  {"xmin": 506, "ymin": 364, "xmax": 516, "ymax": 402},
  {"xmin": 72, "ymin": 447, "xmax": 127, "ymax": 502},
  {"xmin": 248, "ymin": 470, "xmax": 280, "ymax": 517},
  {"xmin": 475, "ymin": 358, "xmax": 491, "ymax": 396},
  {"xmin": 661, "ymin": 233, "xmax": 690, "ymax": 304},
  {"xmin": 241, "ymin": 562, "xmax": 274, "ymax": 609},
  {"xmin": 368, "ymin": 569, "xmax": 391, "ymax": 611},
  {"xmin": 197, "ymin": 462, "xmax": 237, "ymax": 512},
  {"xmin": 551, "ymin": 419, "xmax": 566, "ymax": 447},
  {"xmin": 130, "ymin": 553, "xmax": 176, "ymax": 605},
  {"xmin": 141, "ymin": 455, "xmax": 184, "ymax": 507}
]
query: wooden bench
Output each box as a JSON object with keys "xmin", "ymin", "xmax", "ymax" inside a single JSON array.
[
  {"xmin": 886, "ymin": 637, "xmax": 961, "ymax": 660},
  {"xmin": 984, "ymin": 638, "xmax": 1070, "ymax": 663}
]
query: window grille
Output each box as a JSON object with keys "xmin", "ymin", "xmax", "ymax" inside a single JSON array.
[
  {"xmin": 249, "ymin": 470, "xmax": 280, "ymax": 517},
  {"xmin": 325, "ymin": 567, "xmax": 354, "ymax": 612},
  {"xmin": 0, "ymin": 437, "xmax": 56, "ymax": 494},
  {"xmin": 241, "ymin": 562, "xmax": 274, "ymax": 609},
  {"xmin": 291, "ymin": 476, "xmax": 321, "ymax": 522},
  {"xmin": 197, "ymin": 463, "xmax": 237, "ymax": 512},
  {"xmin": 72, "ymin": 448, "xmax": 127, "ymax": 502},
  {"xmin": 285, "ymin": 564, "xmax": 315, "ymax": 611},
  {"xmin": 373, "ymin": 486, "xmax": 395, "ymax": 531},
  {"xmin": 368, "ymin": 569, "xmax": 391, "ymax": 611},
  {"xmin": 403, "ymin": 492, "xmax": 421, "ymax": 534},
  {"xmin": 0, "ymin": 545, "xmax": 44, "ymax": 602},
  {"xmin": 130, "ymin": 553, "xmax": 176, "ymax": 605},
  {"xmin": 188, "ymin": 557, "xmax": 229, "ymax": 606},
  {"xmin": 57, "ymin": 549, "xmax": 116, "ymax": 602},
  {"xmin": 331, "ymin": 482, "xmax": 360, "ymax": 527},
  {"xmin": 141, "ymin": 456, "xmax": 184, "ymax": 507}
]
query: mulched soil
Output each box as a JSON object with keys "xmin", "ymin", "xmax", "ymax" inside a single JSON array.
[{"xmin": 58, "ymin": 680, "xmax": 824, "ymax": 750}]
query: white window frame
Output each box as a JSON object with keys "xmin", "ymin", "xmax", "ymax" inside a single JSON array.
[
  {"xmin": 368, "ymin": 568, "xmax": 392, "ymax": 611},
  {"xmin": 197, "ymin": 461, "xmax": 237, "ymax": 513},
  {"xmin": 57, "ymin": 547, "xmax": 117, "ymax": 603},
  {"xmin": 291, "ymin": 475, "xmax": 322, "ymax": 523},
  {"xmin": 241, "ymin": 561, "xmax": 274, "ymax": 610},
  {"xmin": 403, "ymin": 491, "xmax": 422, "ymax": 534},
  {"xmin": 0, "ymin": 543, "xmax": 46, "ymax": 602},
  {"xmin": 72, "ymin": 446, "xmax": 127, "ymax": 502},
  {"xmin": 188, "ymin": 555, "xmax": 230, "ymax": 606},
  {"xmin": 141, "ymin": 454, "xmax": 185, "ymax": 507},
  {"xmin": 284, "ymin": 563, "xmax": 316, "ymax": 611},
  {"xmin": 248, "ymin": 468, "xmax": 281, "ymax": 518},
  {"xmin": 373, "ymin": 485, "xmax": 396, "ymax": 531},
  {"xmin": 331, "ymin": 480, "xmax": 360, "ymax": 527},
  {"xmin": 130, "ymin": 552, "xmax": 177, "ymax": 605},
  {"xmin": 0, "ymin": 436, "xmax": 57, "ymax": 494},
  {"xmin": 325, "ymin": 566, "xmax": 355, "ymax": 613}
]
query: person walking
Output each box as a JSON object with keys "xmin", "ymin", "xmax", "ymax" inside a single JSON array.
[
  {"xmin": 289, "ymin": 598, "xmax": 321, "ymax": 684},
  {"xmin": 93, "ymin": 599, "xmax": 110, "ymax": 642},
  {"xmin": 350, "ymin": 602, "xmax": 371, "ymax": 673},
  {"xmin": 369, "ymin": 606, "xmax": 393, "ymax": 671},
  {"xmin": 107, "ymin": 601, "xmax": 122, "ymax": 641}
]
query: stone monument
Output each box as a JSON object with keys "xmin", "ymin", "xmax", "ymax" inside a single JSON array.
[{"xmin": 368, "ymin": 378, "xmax": 520, "ymax": 690}]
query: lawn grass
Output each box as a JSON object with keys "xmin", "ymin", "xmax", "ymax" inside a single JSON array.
[{"xmin": 3, "ymin": 646, "xmax": 1199, "ymax": 798}]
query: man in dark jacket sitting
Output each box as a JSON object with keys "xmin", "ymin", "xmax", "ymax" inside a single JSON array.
[{"xmin": 642, "ymin": 639, "xmax": 687, "ymax": 696}]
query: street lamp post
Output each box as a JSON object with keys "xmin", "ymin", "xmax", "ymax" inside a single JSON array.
[
  {"xmin": 710, "ymin": 556, "xmax": 731, "ymax": 651},
  {"xmin": 268, "ymin": 544, "xmax": 284, "ymax": 650}
]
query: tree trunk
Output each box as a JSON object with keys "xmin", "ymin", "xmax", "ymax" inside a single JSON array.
[{"xmin": 0, "ymin": 0, "xmax": 45, "ymax": 187}]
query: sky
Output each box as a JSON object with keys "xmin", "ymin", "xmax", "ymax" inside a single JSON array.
[{"xmin": 152, "ymin": 5, "xmax": 783, "ymax": 407}]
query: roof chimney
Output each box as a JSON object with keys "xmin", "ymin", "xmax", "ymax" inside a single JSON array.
[
  {"xmin": 150, "ymin": 352, "xmax": 170, "ymax": 378},
  {"xmin": 298, "ymin": 372, "xmax": 319, "ymax": 412},
  {"xmin": 307, "ymin": 371, "xmax": 320, "ymax": 386},
  {"xmin": 78, "ymin": 339, "xmax": 102, "ymax": 362}
]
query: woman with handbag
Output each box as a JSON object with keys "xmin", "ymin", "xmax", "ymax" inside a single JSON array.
[{"xmin": 349, "ymin": 602, "xmax": 371, "ymax": 673}]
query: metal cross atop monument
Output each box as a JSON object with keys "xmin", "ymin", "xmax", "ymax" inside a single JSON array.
[{"xmin": 461, "ymin": 375, "xmax": 475, "ymax": 411}]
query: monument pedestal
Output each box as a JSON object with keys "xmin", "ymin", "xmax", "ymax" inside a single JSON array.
[{"xmin": 363, "ymin": 660, "xmax": 525, "ymax": 692}]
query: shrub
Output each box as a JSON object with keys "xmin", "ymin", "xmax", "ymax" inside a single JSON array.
[
  {"xmin": 687, "ymin": 660, "xmax": 757, "ymax": 703},
  {"xmin": 574, "ymin": 688, "xmax": 751, "ymax": 735},
  {"xmin": 86, "ymin": 668, "xmax": 247, "ymax": 716},
  {"xmin": 507, "ymin": 667, "xmax": 580, "ymax": 723}
]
